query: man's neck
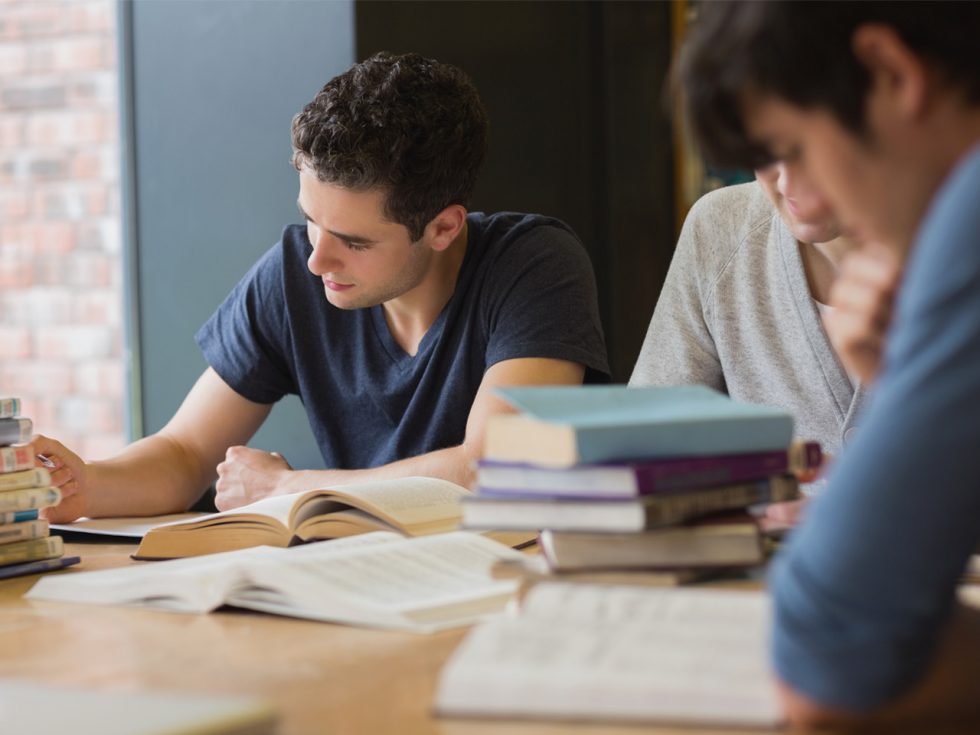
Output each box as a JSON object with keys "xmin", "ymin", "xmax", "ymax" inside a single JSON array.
[
  {"xmin": 799, "ymin": 235, "xmax": 860, "ymax": 306},
  {"xmin": 382, "ymin": 221, "xmax": 469, "ymax": 356}
]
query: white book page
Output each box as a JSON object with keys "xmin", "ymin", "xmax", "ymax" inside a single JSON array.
[
  {"xmin": 232, "ymin": 532, "xmax": 522, "ymax": 631},
  {"xmin": 25, "ymin": 545, "xmax": 285, "ymax": 612},
  {"xmin": 50, "ymin": 513, "xmax": 206, "ymax": 538},
  {"xmin": 437, "ymin": 583, "xmax": 782, "ymax": 727}
]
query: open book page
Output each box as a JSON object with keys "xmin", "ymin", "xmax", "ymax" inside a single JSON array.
[
  {"xmin": 25, "ymin": 544, "xmax": 284, "ymax": 613},
  {"xmin": 27, "ymin": 532, "xmax": 523, "ymax": 633},
  {"xmin": 232, "ymin": 531, "xmax": 523, "ymax": 631},
  {"xmin": 436, "ymin": 583, "xmax": 782, "ymax": 727},
  {"xmin": 292, "ymin": 476, "xmax": 468, "ymax": 537},
  {"xmin": 50, "ymin": 513, "xmax": 206, "ymax": 538}
]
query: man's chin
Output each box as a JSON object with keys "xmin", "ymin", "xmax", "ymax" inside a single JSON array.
[{"xmin": 323, "ymin": 287, "xmax": 370, "ymax": 310}]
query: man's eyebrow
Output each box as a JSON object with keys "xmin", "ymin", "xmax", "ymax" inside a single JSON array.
[
  {"xmin": 296, "ymin": 200, "xmax": 377, "ymax": 245},
  {"xmin": 326, "ymin": 229, "xmax": 377, "ymax": 245}
]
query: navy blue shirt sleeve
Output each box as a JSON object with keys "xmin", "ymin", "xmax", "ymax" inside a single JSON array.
[
  {"xmin": 477, "ymin": 221, "xmax": 609, "ymax": 381},
  {"xmin": 771, "ymin": 146, "xmax": 980, "ymax": 709},
  {"xmin": 195, "ymin": 242, "xmax": 297, "ymax": 404}
]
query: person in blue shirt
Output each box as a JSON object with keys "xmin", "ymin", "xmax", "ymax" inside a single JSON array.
[
  {"xmin": 34, "ymin": 52, "xmax": 609, "ymax": 521},
  {"xmin": 678, "ymin": 1, "xmax": 980, "ymax": 728}
]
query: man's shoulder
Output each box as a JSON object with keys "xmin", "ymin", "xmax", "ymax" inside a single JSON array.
[
  {"xmin": 468, "ymin": 211, "xmax": 581, "ymax": 249},
  {"xmin": 676, "ymin": 181, "xmax": 779, "ymax": 272},
  {"xmin": 687, "ymin": 181, "xmax": 775, "ymax": 239}
]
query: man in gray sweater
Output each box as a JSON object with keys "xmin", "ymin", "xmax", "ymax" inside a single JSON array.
[{"xmin": 630, "ymin": 162, "xmax": 899, "ymax": 460}]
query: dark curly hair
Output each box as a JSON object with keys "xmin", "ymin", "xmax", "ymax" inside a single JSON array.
[
  {"xmin": 291, "ymin": 52, "xmax": 488, "ymax": 242},
  {"xmin": 678, "ymin": 1, "xmax": 980, "ymax": 170}
]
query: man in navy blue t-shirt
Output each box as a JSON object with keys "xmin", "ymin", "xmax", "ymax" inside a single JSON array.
[
  {"xmin": 681, "ymin": 2, "xmax": 980, "ymax": 729},
  {"xmin": 36, "ymin": 52, "xmax": 608, "ymax": 521}
]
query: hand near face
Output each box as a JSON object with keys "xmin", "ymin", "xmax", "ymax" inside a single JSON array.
[
  {"xmin": 31, "ymin": 435, "xmax": 89, "ymax": 523},
  {"xmin": 825, "ymin": 243, "xmax": 903, "ymax": 385},
  {"xmin": 214, "ymin": 446, "xmax": 293, "ymax": 511}
]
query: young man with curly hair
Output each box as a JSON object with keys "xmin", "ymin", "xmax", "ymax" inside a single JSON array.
[
  {"xmin": 680, "ymin": 1, "xmax": 980, "ymax": 729},
  {"xmin": 35, "ymin": 53, "xmax": 608, "ymax": 520}
]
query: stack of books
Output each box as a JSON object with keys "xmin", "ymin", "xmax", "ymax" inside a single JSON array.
[
  {"xmin": 463, "ymin": 386, "xmax": 819, "ymax": 586},
  {"xmin": 0, "ymin": 397, "xmax": 77, "ymax": 579}
]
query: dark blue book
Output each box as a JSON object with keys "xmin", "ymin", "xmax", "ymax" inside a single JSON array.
[{"xmin": 0, "ymin": 555, "xmax": 80, "ymax": 581}]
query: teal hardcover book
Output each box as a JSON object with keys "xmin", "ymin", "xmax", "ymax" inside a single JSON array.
[{"xmin": 485, "ymin": 385, "xmax": 794, "ymax": 467}]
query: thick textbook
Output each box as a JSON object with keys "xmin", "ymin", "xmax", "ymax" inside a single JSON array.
[
  {"xmin": 0, "ymin": 680, "xmax": 276, "ymax": 735},
  {"xmin": 0, "ymin": 486, "xmax": 61, "ymax": 513},
  {"xmin": 538, "ymin": 514, "xmax": 763, "ymax": 571},
  {"xmin": 0, "ymin": 417, "xmax": 32, "ymax": 446},
  {"xmin": 0, "ymin": 444, "xmax": 34, "ymax": 473},
  {"xmin": 135, "ymin": 476, "xmax": 468, "ymax": 559},
  {"xmin": 0, "ymin": 509, "xmax": 38, "ymax": 525},
  {"xmin": 0, "ymin": 396, "xmax": 20, "ymax": 419},
  {"xmin": 477, "ymin": 441, "xmax": 820, "ymax": 498},
  {"xmin": 0, "ymin": 535, "xmax": 63, "ymax": 566},
  {"xmin": 485, "ymin": 385, "xmax": 793, "ymax": 467},
  {"xmin": 0, "ymin": 467, "xmax": 51, "ymax": 492},
  {"xmin": 28, "ymin": 531, "xmax": 523, "ymax": 633},
  {"xmin": 0, "ymin": 518, "xmax": 49, "ymax": 545},
  {"xmin": 435, "ymin": 583, "xmax": 782, "ymax": 727},
  {"xmin": 462, "ymin": 475, "xmax": 799, "ymax": 532}
]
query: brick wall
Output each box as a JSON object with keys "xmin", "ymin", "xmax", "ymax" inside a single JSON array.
[{"xmin": 0, "ymin": 0, "xmax": 125, "ymax": 460}]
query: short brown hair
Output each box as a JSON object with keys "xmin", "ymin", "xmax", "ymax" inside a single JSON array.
[{"xmin": 291, "ymin": 52, "xmax": 488, "ymax": 241}]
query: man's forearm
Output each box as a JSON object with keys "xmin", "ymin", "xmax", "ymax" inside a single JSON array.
[
  {"xmin": 274, "ymin": 444, "xmax": 477, "ymax": 496},
  {"xmin": 86, "ymin": 433, "xmax": 217, "ymax": 517}
]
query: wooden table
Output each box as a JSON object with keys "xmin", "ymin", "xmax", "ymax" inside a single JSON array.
[{"xmin": 0, "ymin": 539, "xmax": 765, "ymax": 735}]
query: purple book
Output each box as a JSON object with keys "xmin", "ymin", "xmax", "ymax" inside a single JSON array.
[
  {"xmin": 0, "ymin": 555, "xmax": 80, "ymax": 581},
  {"xmin": 476, "ymin": 441, "xmax": 821, "ymax": 499}
]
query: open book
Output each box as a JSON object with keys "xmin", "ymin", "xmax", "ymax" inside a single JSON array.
[
  {"xmin": 436, "ymin": 582, "xmax": 782, "ymax": 727},
  {"xmin": 27, "ymin": 531, "xmax": 524, "ymax": 633},
  {"xmin": 133, "ymin": 476, "xmax": 467, "ymax": 559}
]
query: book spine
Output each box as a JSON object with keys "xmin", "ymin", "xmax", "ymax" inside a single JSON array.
[
  {"xmin": 0, "ymin": 535, "xmax": 63, "ymax": 566},
  {"xmin": 0, "ymin": 519, "xmax": 48, "ymax": 545},
  {"xmin": 643, "ymin": 476, "xmax": 800, "ymax": 527},
  {"xmin": 0, "ymin": 509, "xmax": 39, "ymax": 524},
  {"xmin": 0, "ymin": 468, "xmax": 52, "ymax": 492},
  {"xmin": 0, "ymin": 487, "xmax": 62, "ymax": 513},
  {"xmin": 0, "ymin": 398, "xmax": 21, "ymax": 419},
  {"xmin": 0, "ymin": 445, "xmax": 35, "ymax": 473},
  {"xmin": 478, "ymin": 442, "xmax": 821, "ymax": 498},
  {"xmin": 639, "ymin": 441, "xmax": 821, "ymax": 493},
  {"xmin": 0, "ymin": 418, "xmax": 33, "ymax": 446},
  {"xmin": 0, "ymin": 555, "xmax": 80, "ymax": 581}
]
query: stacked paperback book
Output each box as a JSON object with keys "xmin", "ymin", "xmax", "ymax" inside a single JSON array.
[
  {"xmin": 0, "ymin": 397, "xmax": 77, "ymax": 580},
  {"xmin": 464, "ymin": 385, "xmax": 818, "ymax": 586}
]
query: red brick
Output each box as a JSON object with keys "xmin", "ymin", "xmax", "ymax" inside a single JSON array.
[
  {"xmin": 0, "ymin": 259, "xmax": 34, "ymax": 288},
  {"xmin": 0, "ymin": 191, "xmax": 31, "ymax": 218},
  {"xmin": 0, "ymin": 326, "xmax": 32, "ymax": 358},
  {"xmin": 74, "ymin": 359, "xmax": 125, "ymax": 397},
  {"xmin": 31, "ymin": 221, "xmax": 76, "ymax": 253},
  {"xmin": 74, "ymin": 289, "xmax": 121, "ymax": 325},
  {"xmin": 34, "ymin": 324, "xmax": 115, "ymax": 360},
  {"xmin": 0, "ymin": 361, "xmax": 74, "ymax": 395}
]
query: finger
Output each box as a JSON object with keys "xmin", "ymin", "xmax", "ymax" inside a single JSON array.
[
  {"xmin": 48, "ymin": 467, "xmax": 75, "ymax": 488},
  {"xmin": 58, "ymin": 479, "xmax": 79, "ymax": 498}
]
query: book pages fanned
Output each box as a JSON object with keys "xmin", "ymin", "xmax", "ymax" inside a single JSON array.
[
  {"xmin": 436, "ymin": 583, "xmax": 783, "ymax": 728},
  {"xmin": 26, "ymin": 531, "xmax": 523, "ymax": 633}
]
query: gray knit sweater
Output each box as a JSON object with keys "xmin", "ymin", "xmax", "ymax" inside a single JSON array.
[{"xmin": 630, "ymin": 182, "xmax": 868, "ymax": 456}]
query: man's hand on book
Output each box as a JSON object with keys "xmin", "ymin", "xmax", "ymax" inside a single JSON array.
[
  {"xmin": 825, "ymin": 243, "xmax": 902, "ymax": 385},
  {"xmin": 214, "ymin": 446, "xmax": 293, "ymax": 511},
  {"xmin": 31, "ymin": 434, "xmax": 88, "ymax": 523}
]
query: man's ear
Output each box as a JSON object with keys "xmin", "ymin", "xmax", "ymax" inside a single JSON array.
[
  {"xmin": 851, "ymin": 24, "xmax": 930, "ymax": 123},
  {"xmin": 424, "ymin": 204, "xmax": 467, "ymax": 252}
]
